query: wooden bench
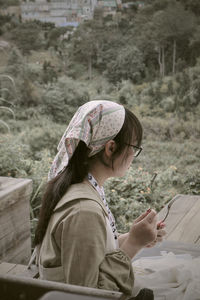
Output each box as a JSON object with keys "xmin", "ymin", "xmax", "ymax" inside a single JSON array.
[
  {"xmin": 0, "ymin": 262, "xmax": 38, "ymax": 278},
  {"xmin": 0, "ymin": 274, "xmax": 125, "ymax": 300},
  {"xmin": 1, "ymin": 193, "xmax": 200, "ymax": 299},
  {"xmin": 158, "ymin": 194, "xmax": 200, "ymax": 245},
  {"xmin": 0, "ymin": 176, "xmax": 32, "ymax": 264}
]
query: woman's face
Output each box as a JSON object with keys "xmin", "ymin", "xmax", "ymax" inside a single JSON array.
[{"xmin": 112, "ymin": 143, "xmax": 136, "ymax": 177}]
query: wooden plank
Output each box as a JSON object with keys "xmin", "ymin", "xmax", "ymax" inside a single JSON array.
[
  {"xmin": 0, "ymin": 196, "xmax": 30, "ymax": 235},
  {"xmin": 167, "ymin": 197, "xmax": 200, "ymax": 244},
  {"xmin": 0, "ymin": 262, "xmax": 38, "ymax": 278},
  {"xmin": 0, "ymin": 177, "xmax": 32, "ymax": 212},
  {"xmin": 158, "ymin": 194, "xmax": 200, "ymax": 245},
  {"xmin": 0, "ymin": 219, "xmax": 30, "ymax": 255},
  {"xmin": 17, "ymin": 264, "xmax": 39, "ymax": 278},
  {"xmin": 0, "ymin": 275, "xmax": 124, "ymax": 300},
  {"xmin": 0, "ymin": 176, "xmax": 32, "ymax": 264},
  {"xmin": 2, "ymin": 237, "xmax": 31, "ymax": 265},
  {"xmin": 8, "ymin": 264, "xmax": 32, "ymax": 276},
  {"xmin": 0, "ymin": 262, "xmax": 16, "ymax": 275}
]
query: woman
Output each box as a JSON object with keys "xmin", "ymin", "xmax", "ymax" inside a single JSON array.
[{"xmin": 33, "ymin": 100, "xmax": 166, "ymax": 298}]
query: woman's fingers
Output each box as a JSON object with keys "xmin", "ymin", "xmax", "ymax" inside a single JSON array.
[
  {"xmin": 157, "ymin": 228, "xmax": 166, "ymax": 237},
  {"xmin": 135, "ymin": 209, "xmax": 157, "ymax": 223},
  {"xmin": 146, "ymin": 209, "xmax": 157, "ymax": 224},
  {"xmin": 127, "ymin": 209, "xmax": 159, "ymax": 250},
  {"xmin": 145, "ymin": 226, "xmax": 167, "ymax": 248},
  {"xmin": 146, "ymin": 241, "xmax": 157, "ymax": 248},
  {"xmin": 134, "ymin": 210, "xmax": 151, "ymax": 223}
]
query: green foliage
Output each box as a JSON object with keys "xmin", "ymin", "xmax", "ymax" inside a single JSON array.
[
  {"xmin": 104, "ymin": 134, "xmax": 200, "ymax": 233},
  {"xmin": 8, "ymin": 22, "xmax": 45, "ymax": 55},
  {"xmin": 66, "ymin": 63, "xmax": 87, "ymax": 80},
  {"xmin": 6, "ymin": 47, "xmax": 24, "ymax": 76},
  {"xmin": 179, "ymin": 0, "xmax": 200, "ymax": 16},
  {"xmin": 124, "ymin": 63, "xmax": 200, "ymax": 119},
  {"xmin": 42, "ymin": 61, "xmax": 57, "ymax": 84},
  {"xmin": 183, "ymin": 170, "xmax": 200, "ymax": 195},
  {"xmin": 141, "ymin": 117, "xmax": 200, "ymax": 143},
  {"xmin": 1, "ymin": 0, "xmax": 200, "ymax": 242},
  {"xmin": 41, "ymin": 76, "xmax": 90, "ymax": 123},
  {"xmin": 105, "ymin": 169, "xmax": 154, "ymax": 232},
  {"xmin": 0, "ymin": 74, "xmax": 17, "ymax": 132},
  {"xmin": 117, "ymin": 80, "xmax": 139, "ymax": 106},
  {"xmin": 0, "ymin": 134, "xmax": 31, "ymax": 177},
  {"xmin": 16, "ymin": 78, "xmax": 41, "ymax": 107},
  {"xmin": 105, "ymin": 45, "xmax": 145, "ymax": 84},
  {"xmin": 0, "ymin": 0, "xmax": 19, "ymax": 8},
  {"xmin": 104, "ymin": 165, "xmax": 180, "ymax": 233},
  {"xmin": 19, "ymin": 118, "xmax": 65, "ymax": 156},
  {"xmin": 46, "ymin": 27, "xmax": 72, "ymax": 48},
  {"xmin": 0, "ymin": 14, "xmax": 12, "ymax": 35}
]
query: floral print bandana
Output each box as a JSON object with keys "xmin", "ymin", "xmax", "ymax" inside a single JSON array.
[{"xmin": 48, "ymin": 100, "xmax": 125, "ymax": 180}]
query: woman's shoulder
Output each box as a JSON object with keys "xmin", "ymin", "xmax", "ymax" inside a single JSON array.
[{"xmin": 53, "ymin": 181, "xmax": 108, "ymax": 216}]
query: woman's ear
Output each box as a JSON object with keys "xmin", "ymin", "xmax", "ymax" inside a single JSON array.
[{"xmin": 104, "ymin": 140, "xmax": 117, "ymax": 158}]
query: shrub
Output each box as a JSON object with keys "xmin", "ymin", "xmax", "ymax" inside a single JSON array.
[
  {"xmin": 0, "ymin": 134, "xmax": 31, "ymax": 177},
  {"xmin": 104, "ymin": 165, "xmax": 182, "ymax": 233},
  {"xmin": 20, "ymin": 118, "xmax": 66, "ymax": 156},
  {"xmin": 117, "ymin": 80, "xmax": 139, "ymax": 107},
  {"xmin": 105, "ymin": 45, "xmax": 145, "ymax": 84},
  {"xmin": 41, "ymin": 76, "xmax": 90, "ymax": 123},
  {"xmin": 8, "ymin": 22, "xmax": 45, "ymax": 55},
  {"xmin": 161, "ymin": 96, "xmax": 175, "ymax": 112},
  {"xmin": 140, "ymin": 116, "xmax": 200, "ymax": 142}
]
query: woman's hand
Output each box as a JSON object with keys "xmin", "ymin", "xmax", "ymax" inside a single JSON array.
[
  {"xmin": 145, "ymin": 222, "xmax": 167, "ymax": 248},
  {"xmin": 120, "ymin": 209, "xmax": 158, "ymax": 259}
]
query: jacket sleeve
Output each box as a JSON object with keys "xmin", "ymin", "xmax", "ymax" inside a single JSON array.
[{"xmin": 57, "ymin": 199, "xmax": 134, "ymax": 295}]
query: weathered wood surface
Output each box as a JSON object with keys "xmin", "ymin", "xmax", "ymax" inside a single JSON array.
[
  {"xmin": 0, "ymin": 274, "xmax": 125, "ymax": 300},
  {"xmin": 157, "ymin": 194, "xmax": 200, "ymax": 245},
  {"xmin": 0, "ymin": 262, "xmax": 38, "ymax": 278},
  {"xmin": 0, "ymin": 176, "xmax": 32, "ymax": 264}
]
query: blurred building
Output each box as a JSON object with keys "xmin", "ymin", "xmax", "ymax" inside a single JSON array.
[
  {"xmin": 121, "ymin": 0, "xmax": 144, "ymax": 9},
  {"xmin": 0, "ymin": 5, "xmax": 21, "ymax": 17},
  {"xmin": 21, "ymin": 0, "xmax": 97, "ymax": 27},
  {"xmin": 20, "ymin": 0, "xmax": 125, "ymax": 26},
  {"xmin": 97, "ymin": 0, "xmax": 118, "ymax": 17},
  {"xmin": 0, "ymin": 0, "xmax": 145, "ymax": 27}
]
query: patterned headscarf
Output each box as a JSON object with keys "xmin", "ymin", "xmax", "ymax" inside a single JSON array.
[{"xmin": 48, "ymin": 100, "xmax": 125, "ymax": 180}]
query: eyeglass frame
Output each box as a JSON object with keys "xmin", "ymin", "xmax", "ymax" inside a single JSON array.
[{"xmin": 125, "ymin": 144, "xmax": 143, "ymax": 157}]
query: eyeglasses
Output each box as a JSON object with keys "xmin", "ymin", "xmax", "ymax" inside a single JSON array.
[{"xmin": 125, "ymin": 144, "xmax": 143, "ymax": 157}]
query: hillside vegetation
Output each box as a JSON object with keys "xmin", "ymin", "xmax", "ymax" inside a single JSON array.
[{"xmin": 0, "ymin": 0, "xmax": 200, "ymax": 238}]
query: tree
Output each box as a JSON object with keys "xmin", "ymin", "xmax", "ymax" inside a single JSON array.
[
  {"xmin": 6, "ymin": 47, "xmax": 25, "ymax": 76},
  {"xmin": 178, "ymin": 0, "xmax": 200, "ymax": 16},
  {"xmin": 70, "ymin": 21, "xmax": 102, "ymax": 80},
  {"xmin": 47, "ymin": 27, "xmax": 72, "ymax": 49},
  {"xmin": 105, "ymin": 45, "xmax": 145, "ymax": 84},
  {"xmin": 0, "ymin": 0, "xmax": 19, "ymax": 8},
  {"xmin": 189, "ymin": 25, "xmax": 200, "ymax": 65},
  {"xmin": 8, "ymin": 22, "xmax": 44, "ymax": 55},
  {"xmin": 144, "ymin": 1, "xmax": 196, "ymax": 77}
]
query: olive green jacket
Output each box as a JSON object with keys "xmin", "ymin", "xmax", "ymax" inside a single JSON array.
[{"xmin": 38, "ymin": 181, "xmax": 134, "ymax": 295}]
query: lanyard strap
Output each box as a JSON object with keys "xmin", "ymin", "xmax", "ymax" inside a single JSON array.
[{"xmin": 88, "ymin": 173, "xmax": 118, "ymax": 240}]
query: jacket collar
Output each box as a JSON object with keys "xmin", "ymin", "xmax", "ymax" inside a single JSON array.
[{"xmin": 53, "ymin": 181, "xmax": 108, "ymax": 217}]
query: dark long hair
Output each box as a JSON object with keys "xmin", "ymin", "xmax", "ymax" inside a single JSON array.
[{"xmin": 34, "ymin": 108, "xmax": 143, "ymax": 246}]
